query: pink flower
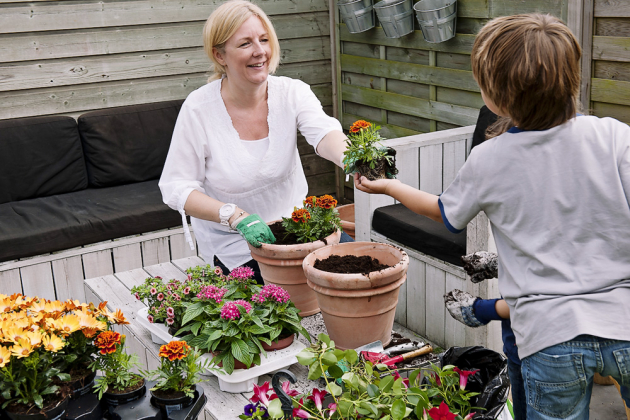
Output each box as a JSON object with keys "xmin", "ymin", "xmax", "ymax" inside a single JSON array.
[
  {"xmin": 166, "ymin": 307, "xmax": 175, "ymax": 317},
  {"xmin": 270, "ymin": 382, "xmax": 299, "ymax": 401},
  {"xmin": 147, "ymin": 315, "xmax": 154, "ymax": 323},
  {"xmin": 453, "ymin": 367, "xmax": 479, "ymax": 390},
  {"xmin": 135, "ymin": 292, "xmax": 141, "ymax": 300},
  {"xmin": 166, "ymin": 285, "xmax": 172, "ymax": 291},
  {"xmin": 151, "ymin": 307, "xmax": 157, "ymax": 312},
  {"xmin": 150, "ymin": 288, "xmax": 157, "ymax": 295},
  {"xmin": 328, "ymin": 403, "xmax": 337, "ymax": 416},
  {"xmin": 157, "ymin": 293, "xmax": 164, "ymax": 301},
  {"xmin": 293, "ymin": 399, "xmax": 311, "ymax": 419},
  {"xmin": 187, "ymin": 274, "xmax": 192, "ymax": 281},
  {"xmin": 393, "ymin": 371, "xmax": 410, "ymax": 388},
  {"xmin": 229, "ymin": 266, "xmax": 255, "ymax": 279},
  {"xmin": 166, "ymin": 317, "xmax": 174, "ymax": 325},
  {"xmin": 183, "ymin": 287, "xmax": 190, "ymax": 295},
  {"xmin": 197, "ymin": 285, "xmax": 227, "ymax": 303},
  {"xmin": 155, "ymin": 276, "xmax": 162, "ymax": 280},
  {"xmin": 431, "ymin": 372, "xmax": 441, "ymax": 386},
  {"xmin": 252, "ymin": 284, "xmax": 291, "ymax": 304},
  {"xmin": 173, "ymin": 294, "xmax": 181, "ymax": 301},
  {"xmin": 463, "ymin": 413, "xmax": 476, "ymax": 420},
  {"xmin": 307, "ymin": 388, "xmax": 327, "ymax": 411},
  {"xmin": 220, "ymin": 300, "xmax": 252, "ymax": 320},
  {"xmin": 428, "ymin": 401, "xmax": 456, "ymax": 420},
  {"xmin": 250, "ymin": 382, "xmax": 273, "ymax": 407},
  {"xmin": 214, "ymin": 267, "xmax": 223, "ymax": 275}
]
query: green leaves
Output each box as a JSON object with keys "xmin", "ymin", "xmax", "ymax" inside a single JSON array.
[{"xmin": 182, "ymin": 302, "xmax": 205, "ymax": 326}]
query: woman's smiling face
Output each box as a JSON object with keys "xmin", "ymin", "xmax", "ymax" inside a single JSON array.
[{"xmin": 214, "ymin": 15, "xmax": 271, "ymax": 87}]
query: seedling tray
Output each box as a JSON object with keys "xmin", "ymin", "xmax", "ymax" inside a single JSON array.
[{"xmin": 137, "ymin": 307, "xmax": 307, "ymax": 393}]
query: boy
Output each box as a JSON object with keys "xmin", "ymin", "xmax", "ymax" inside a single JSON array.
[{"xmin": 355, "ymin": 13, "xmax": 630, "ymax": 419}]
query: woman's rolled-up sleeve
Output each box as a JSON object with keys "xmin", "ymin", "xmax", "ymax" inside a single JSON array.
[
  {"xmin": 294, "ymin": 80, "xmax": 343, "ymax": 155},
  {"xmin": 159, "ymin": 102, "xmax": 208, "ymax": 214}
]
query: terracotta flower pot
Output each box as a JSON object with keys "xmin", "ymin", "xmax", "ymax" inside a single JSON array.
[
  {"xmin": 248, "ymin": 228, "xmax": 342, "ymax": 316},
  {"xmin": 336, "ymin": 204, "xmax": 355, "ymax": 240},
  {"xmin": 261, "ymin": 333, "xmax": 295, "ymax": 351},
  {"xmin": 303, "ymin": 242, "xmax": 409, "ymax": 350}
]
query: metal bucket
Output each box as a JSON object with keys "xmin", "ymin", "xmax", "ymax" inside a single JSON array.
[
  {"xmin": 415, "ymin": 10, "xmax": 456, "ymax": 43},
  {"xmin": 413, "ymin": 0, "xmax": 456, "ymax": 21},
  {"xmin": 374, "ymin": 0, "xmax": 414, "ymax": 38},
  {"xmin": 338, "ymin": 0, "xmax": 376, "ymax": 33}
]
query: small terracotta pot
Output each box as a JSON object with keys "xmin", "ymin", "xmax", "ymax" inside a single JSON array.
[
  {"xmin": 336, "ymin": 204, "xmax": 355, "ymax": 240},
  {"xmin": 261, "ymin": 334, "xmax": 295, "ymax": 351},
  {"xmin": 303, "ymin": 242, "xmax": 409, "ymax": 350},
  {"xmin": 248, "ymin": 228, "xmax": 341, "ymax": 316}
]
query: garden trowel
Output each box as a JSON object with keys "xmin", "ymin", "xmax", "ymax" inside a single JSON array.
[{"xmin": 356, "ymin": 340, "xmax": 433, "ymax": 366}]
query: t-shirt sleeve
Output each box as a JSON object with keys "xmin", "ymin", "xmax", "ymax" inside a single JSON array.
[
  {"xmin": 293, "ymin": 80, "xmax": 343, "ymax": 154},
  {"xmin": 438, "ymin": 155, "xmax": 482, "ymax": 233}
]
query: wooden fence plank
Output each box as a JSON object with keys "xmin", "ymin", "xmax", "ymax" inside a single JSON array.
[
  {"xmin": 341, "ymin": 83, "xmax": 479, "ymax": 127},
  {"xmin": 594, "ymin": 0, "xmax": 630, "ymax": 17},
  {"xmin": 83, "ymin": 250, "xmax": 115, "ymax": 279},
  {"xmin": 112, "ymin": 243, "xmax": 143, "ymax": 273},
  {"xmin": 51, "ymin": 256, "xmax": 86, "ymax": 302},
  {"xmin": 0, "ymin": 0, "xmax": 329, "ymax": 34},
  {"xmin": 442, "ymin": 139, "xmax": 466, "ymax": 189},
  {"xmin": 490, "ymin": 0, "xmax": 565, "ymax": 18},
  {"xmin": 395, "ymin": 145, "xmax": 420, "ymax": 190},
  {"xmin": 340, "ymin": 55, "xmax": 479, "ymax": 92},
  {"xmin": 595, "ymin": 17, "xmax": 630, "ymax": 37},
  {"xmin": 0, "ymin": 269, "xmax": 22, "ymax": 295},
  {"xmin": 594, "ymin": 61, "xmax": 630, "ymax": 83},
  {"xmin": 21, "ymin": 262, "xmax": 56, "ymax": 300},
  {"xmin": 592, "ymin": 101, "xmax": 630, "ymax": 124},
  {"xmin": 405, "ymin": 257, "xmax": 426, "ymax": 336},
  {"xmin": 419, "ymin": 144, "xmax": 443, "ymax": 195},
  {"xmin": 591, "ymin": 78, "xmax": 630, "ymax": 106},
  {"xmin": 339, "ymin": 26, "xmax": 475, "ymax": 55},
  {"xmin": 592, "ymin": 36, "xmax": 630, "ymax": 62}
]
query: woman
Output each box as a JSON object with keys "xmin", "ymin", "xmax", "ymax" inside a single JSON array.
[{"xmin": 159, "ymin": 0, "xmax": 349, "ymax": 282}]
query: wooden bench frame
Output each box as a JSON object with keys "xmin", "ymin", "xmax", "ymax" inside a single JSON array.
[
  {"xmin": 0, "ymin": 226, "xmax": 197, "ymax": 303},
  {"xmin": 354, "ymin": 125, "xmax": 502, "ymax": 352}
]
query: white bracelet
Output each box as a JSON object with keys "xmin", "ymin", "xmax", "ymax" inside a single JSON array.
[{"xmin": 229, "ymin": 212, "xmax": 246, "ymax": 230}]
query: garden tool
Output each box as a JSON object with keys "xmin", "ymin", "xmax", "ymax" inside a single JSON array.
[
  {"xmin": 361, "ymin": 344, "xmax": 434, "ymax": 366},
  {"xmin": 384, "ymin": 342, "xmax": 426, "ymax": 356}
]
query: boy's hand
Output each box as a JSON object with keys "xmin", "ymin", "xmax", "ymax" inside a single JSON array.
[{"xmin": 354, "ymin": 174, "xmax": 400, "ymax": 195}]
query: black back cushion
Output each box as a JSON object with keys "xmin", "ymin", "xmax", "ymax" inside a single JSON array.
[
  {"xmin": 78, "ymin": 100, "xmax": 184, "ymax": 188},
  {"xmin": 0, "ymin": 116, "xmax": 87, "ymax": 205}
]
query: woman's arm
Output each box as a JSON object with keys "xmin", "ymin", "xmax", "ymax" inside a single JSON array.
[
  {"xmin": 316, "ymin": 130, "xmax": 348, "ymax": 168},
  {"xmin": 184, "ymin": 191, "xmax": 248, "ymax": 227}
]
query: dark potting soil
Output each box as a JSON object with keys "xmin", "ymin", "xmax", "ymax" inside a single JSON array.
[
  {"xmin": 356, "ymin": 155, "xmax": 398, "ymax": 181},
  {"xmin": 313, "ymin": 254, "xmax": 391, "ymax": 274},
  {"xmin": 107, "ymin": 377, "xmax": 144, "ymax": 394},
  {"xmin": 269, "ymin": 221, "xmax": 329, "ymax": 245},
  {"xmin": 6, "ymin": 389, "xmax": 70, "ymax": 415},
  {"xmin": 384, "ymin": 333, "xmax": 440, "ymax": 368},
  {"xmin": 386, "ymin": 332, "xmax": 412, "ymax": 347},
  {"xmin": 151, "ymin": 389, "xmax": 187, "ymax": 399}
]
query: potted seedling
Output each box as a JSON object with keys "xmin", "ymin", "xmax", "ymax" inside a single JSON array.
[
  {"xmin": 248, "ymin": 195, "xmax": 343, "ymax": 316},
  {"xmin": 343, "ymin": 120, "xmax": 398, "ymax": 181}
]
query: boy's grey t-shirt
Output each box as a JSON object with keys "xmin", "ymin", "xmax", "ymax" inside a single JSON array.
[{"xmin": 439, "ymin": 116, "xmax": 630, "ymax": 359}]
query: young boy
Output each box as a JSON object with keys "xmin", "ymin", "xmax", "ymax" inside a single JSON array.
[{"xmin": 355, "ymin": 13, "xmax": 630, "ymax": 419}]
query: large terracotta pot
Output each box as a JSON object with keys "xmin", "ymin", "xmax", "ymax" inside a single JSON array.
[
  {"xmin": 303, "ymin": 242, "xmax": 409, "ymax": 350},
  {"xmin": 248, "ymin": 228, "xmax": 341, "ymax": 316},
  {"xmin": 336, "ymin": 204, "xmax": 355, "ymax": 240}
]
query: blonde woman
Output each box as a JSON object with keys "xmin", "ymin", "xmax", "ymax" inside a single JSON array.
[{"xmin": 159, "ymin": 0, "xmax": 350, "ymax": 282}]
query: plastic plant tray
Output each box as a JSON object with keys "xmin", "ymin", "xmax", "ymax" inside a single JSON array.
[{"xmin": 137, "ymin": 307, "xmax": 307, "ymax": 393}]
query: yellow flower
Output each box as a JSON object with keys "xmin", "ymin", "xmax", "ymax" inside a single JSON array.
[
  {"xmin": 3, "ymin": 326, "xmax": 26, "ymax": 344},
  {"xmin": 0, "ymin": 346, "xmax": 11, "ymax": 367},
  {"xmin": 102, "ymin": 308, "xmax": 129, "ymax": 325},
  {"xmin": 57, "ymin": 314, "xmax": 81, "ymax": 335},
  {"xmin": 45, "ymin": 300, "xmax": 66, "ymax": 314},
  {"xmin": 29, "ymin": 300, "xmax": 48, "ymax": 313},
  {"xmin": 42, "ymin": 334, "xmax": 64, "ymax": 353},
  {"xmin": 24, "ymin": 330, "xmax": 43, "ymax": 347},
  {"xmin": 11, "ymin": 339, "xmax": 34, "ymax": 359}
]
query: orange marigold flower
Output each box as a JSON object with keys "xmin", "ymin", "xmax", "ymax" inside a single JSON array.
[
  {"xmin": 303, "ymin": 196, "xmax": 317, "ymax": 208},
  {"xmin": 94, "ymin": 331, "xmax": 121, "ymax": 355},
  {"xmin": 159, "ymin": 341, "xmax": 190, "ymax": 361},
  {"xmin": 316, "ymin": 195, "xmax": 338, "ymax": 209},
  {"xmin": 291, "ymin": 208, "xmax": 311, "ymax": 224},
  {"xmin": 349, "ymin": 120, "xmax": 371, "ymax": 134}
]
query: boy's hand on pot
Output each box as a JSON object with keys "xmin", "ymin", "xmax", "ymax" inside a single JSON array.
[
  {"xmin": 354, "ymin": 174, "xmax": 399, "ymax": 195},
  {"xmin": 236, "ymin": 214, "xmax": 276, "ymax": 247}
]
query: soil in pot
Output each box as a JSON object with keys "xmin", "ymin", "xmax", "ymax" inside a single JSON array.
[
  {"xmin": 313, "ymin": 254, "xmax": 391, "ymax": 274},
  {"xmin": 64, "ymin": 365, "xmax": 97, "ymax": 399},
  {"xmin": 4, "ymin": 393, "xmax": 70, "ymax": 420},
  {"xmin": 103, "ymin": 376, "xmax": 146, "ymax": 407},
  {"xmin": 356, "ymin": 155, "xmax": 398, "ymax": 181}
]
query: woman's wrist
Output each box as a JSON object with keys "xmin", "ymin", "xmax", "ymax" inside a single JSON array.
[{"xmin": 229, "ymin": 210, "xmax": 249, "ymax": 229}]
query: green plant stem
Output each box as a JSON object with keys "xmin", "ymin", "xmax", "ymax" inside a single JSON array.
[{"xmin": 318, "ymin": 355, "xmax": 344, "ymax": 420}]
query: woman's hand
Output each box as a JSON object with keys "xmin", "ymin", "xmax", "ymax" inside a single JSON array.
[
  {"xmin": 236, "ymin": 214, "xmax": 276, "ymax": 247},
  {"xmin": 354, "ymin": 174, "xmax": 401, "ymax": 195}
]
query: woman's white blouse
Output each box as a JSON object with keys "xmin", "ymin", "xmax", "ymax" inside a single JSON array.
[{"xmin": 159, "ymin": 75, "xmax": 343, "ymax": 270}]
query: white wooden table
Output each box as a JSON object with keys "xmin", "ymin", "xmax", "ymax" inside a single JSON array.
[{"xmin": 83, "ymin": 257, "xmax": 428, "ymax": 420}]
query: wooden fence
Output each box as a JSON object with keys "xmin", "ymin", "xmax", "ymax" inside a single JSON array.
[{"xmin": 0, "ymin": 0, "xmax": 337, "ymax": 196}]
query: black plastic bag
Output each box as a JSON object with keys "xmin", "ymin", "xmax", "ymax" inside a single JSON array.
[{"xmin": 441, "ymin": 346, "xmax": 509, "ymax": 420}]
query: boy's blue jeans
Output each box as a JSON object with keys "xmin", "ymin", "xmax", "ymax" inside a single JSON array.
[{"xmin": 521, "ymin": 335, "xmax": 630, "ymax": 419}]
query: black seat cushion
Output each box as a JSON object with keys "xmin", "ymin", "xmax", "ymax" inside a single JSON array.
[
  {"xmin": 0, "ymin": 180, "xmax": 181, "ymax": 262},
  {"xmin": 78, "ymin": 100, "xmax": 184, "ymax": 188},
  {"xmin": 0, "ymin": 115, "xmax": 88, "ymax": 205},
  {"xmin": 372, "ymin": 203, "xmax": 466, "ymax": 267}
]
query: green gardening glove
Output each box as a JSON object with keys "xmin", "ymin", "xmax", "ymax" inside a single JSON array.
[{"xmin": 236, "ymin": 214, "xmax": 276, "ymax": 247}]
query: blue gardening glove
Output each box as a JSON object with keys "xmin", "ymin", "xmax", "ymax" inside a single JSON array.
[
  {"xmin": 443, "ymin": 289, "xmax": 488, "ymax": 328},
  {"xmin": 236, "ymin": 214, "xmax": 276, "ymax": 247}
]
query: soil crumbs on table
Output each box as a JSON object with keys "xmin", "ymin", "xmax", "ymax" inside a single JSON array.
[{"xmin": 313, "ymin": 255, "xmax": 391, "ymax": 274}]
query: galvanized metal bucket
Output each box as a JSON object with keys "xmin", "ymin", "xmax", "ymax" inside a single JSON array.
[
  {"xmin": 373, "ymin": 0, "xmax": 415, "ymax": 38},
  {"xmin": 338, "ymin": 0, "xmax": 376, "ymax": 33},
  {"xmin": 413, "ymin": 0, "xmax": 457, "ymax": 43}
]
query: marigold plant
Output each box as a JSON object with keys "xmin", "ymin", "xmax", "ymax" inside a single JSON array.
[
  {"xmin": 281, "ymin": 195, "xmax": 342, "ymax": 243},
  {"xmin": 343, "ymin": 120, "xmax": 397, "ymax": 180},
  {"xmin": 90, "ymin": 330, "xmax": 142, "ymax": 399}
]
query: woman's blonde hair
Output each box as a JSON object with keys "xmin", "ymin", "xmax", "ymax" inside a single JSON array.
[
  {"xmin": 471, "ymin": 13, "xmax": 581, "ymax": 131},
  {"xmin": 203, "ymin": 0, "xmax": 281, "ymax": 82}
]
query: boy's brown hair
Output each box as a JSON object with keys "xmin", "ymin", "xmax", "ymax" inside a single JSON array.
[{"xmin": 471, "ymin": 14, "xmax": 581, "ymax": 131}]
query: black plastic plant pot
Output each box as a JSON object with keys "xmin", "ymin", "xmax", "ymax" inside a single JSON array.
[
  {"xmin": 103, "ymin": 378, "xmax": 147, "ymax": 407},
  {"xmin": 64, "ymin": 392, "xmax": 103, "ymax": 420},
  {"xmin": 69, "ymin": 370, "xmax": 98, "ymax": 400},
  {"xmin": 3, "ymin": 396, "xmax": 69, "ymax": 420},
  {"xmin": 150, "ymin": 389, "xmax": 194, "ymax": 416}
]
